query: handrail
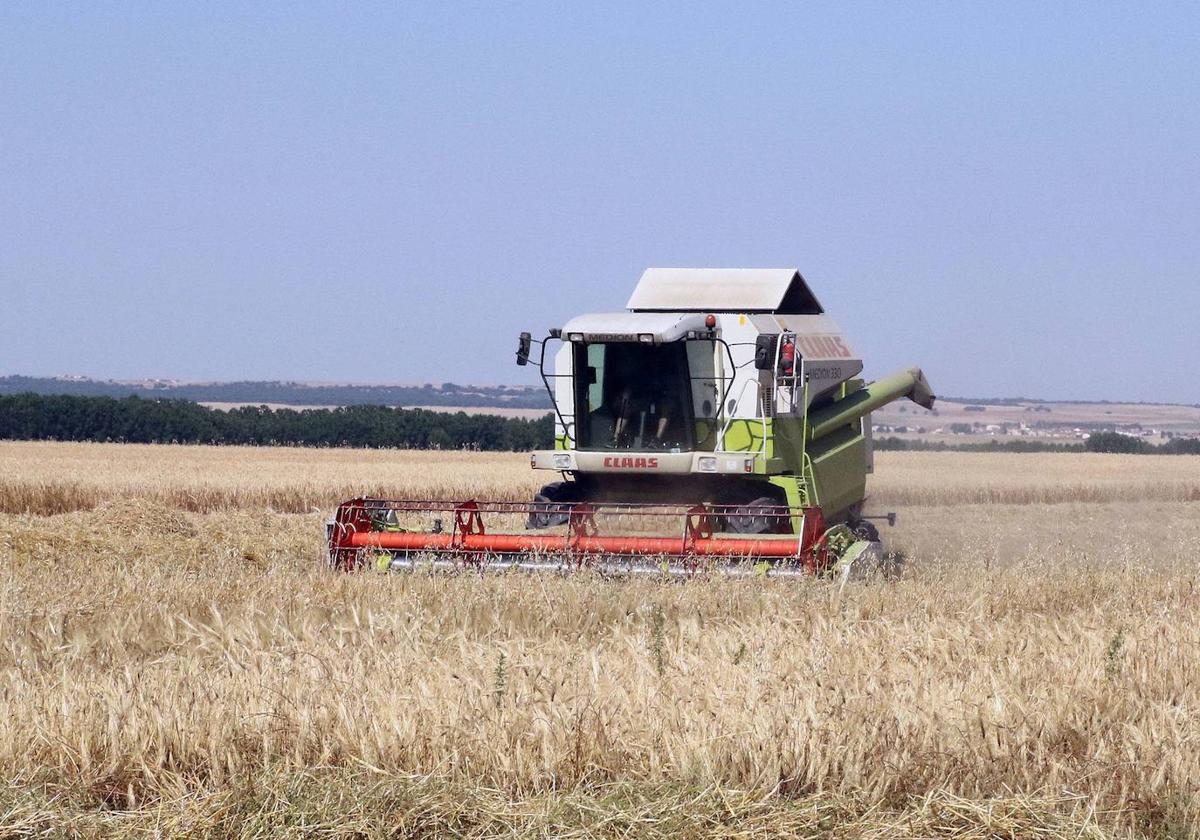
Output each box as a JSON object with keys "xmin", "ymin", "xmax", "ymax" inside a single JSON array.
[
  {"xmin": 718, "ymin": 377, "xmax": 771, "ymax": 461},
  {"xmin": 718, "ymin": 377, "xmax": 757, "ymax": 447},
  {"xmin": 535, "ymin": 334, "xmax": 576, "ymax": 444}
]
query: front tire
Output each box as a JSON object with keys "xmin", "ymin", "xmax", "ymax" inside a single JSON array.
[
  {"xmin": 526, "ymin": 481, "xmax": 579, "ymax": 529},
  {"xmin": 725, "ymin": 496, "xmax": 790, "ymax": 534}
]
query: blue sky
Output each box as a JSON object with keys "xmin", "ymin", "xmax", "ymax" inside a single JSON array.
[{"xmin": 1, "ymin": 2, "xmax": 1197, "ymax": 401}]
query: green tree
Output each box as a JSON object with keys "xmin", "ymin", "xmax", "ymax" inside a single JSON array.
[{"xmin": 1085, "ymin": 431, "xmax": 1149, "ymax": 454}]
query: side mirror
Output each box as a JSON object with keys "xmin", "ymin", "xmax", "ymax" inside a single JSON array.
[
  {"xmin": 515, "ymin": 332, "xmax": 532, "ymax": 366},
  {"xmin": 754, "ymin": 335, "xmax": 778, "ymax": 370}
]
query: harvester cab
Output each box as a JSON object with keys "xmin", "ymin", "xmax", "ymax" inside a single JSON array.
[
  {"xmin": 328, "ymin": 268, "xmax": 934, "ymax": 577},
  {"xmin": 521, "ymin": 269, "xmax": 933, "ymax": 529}
]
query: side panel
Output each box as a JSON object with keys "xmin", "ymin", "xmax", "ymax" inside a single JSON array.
[
  {"xmin": 552, "ymin": 342, "xmax": 575, "ymax": 445},
  {"xmin": 801, "ymin": 358, "xmax": 865, "ymax": 406},
  {"xmin": 806, "ymin": 424, "xmax": 869, "ymax": 520},
  {"xmin": 771, "ymin": 415, "xmax": 808, "ymax": 477},
  {"xmin": 714, "ymin": 314, "xmax": 763, "ymax": 423},
  {"xmin": 723, "ymin": 418, "xmax": 773, "ymax": 461},
  {"xmin": 687, "ymin": 340, "xmax": 721, "ymax": 452},
  {"xmin": 767, "ymin": 475, "xmax": 806, "ymax": 531}
]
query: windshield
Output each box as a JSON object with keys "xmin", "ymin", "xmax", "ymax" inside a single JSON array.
[{"xmin": 573, "ymin": 341, "xmax": 718, "ymax": 451}]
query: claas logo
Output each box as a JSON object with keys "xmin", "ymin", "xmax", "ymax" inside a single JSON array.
[
  {"xmin": 602, "ymin": 456, "xmax": 659, "ymax": 469},
  {"xmin": 796, "ymin": 335, "xmax": 853, "ymax": 359}
]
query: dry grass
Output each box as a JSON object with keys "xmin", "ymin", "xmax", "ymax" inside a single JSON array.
[
  {"xmin": 0, "ymin": 776, "xmax": 1145, "ymax": 839},
  {"xmin": 870, "ymin": 450, "xmax": 1200, "ymax": 507},
  {"xmin": 1, "ymin": 441, "xmax": 1198, "ymax": 838},
  {"xmin": 1, "ymin": 442, "xmax": 1197, "ymax": 515},
  {"xmin": 0, "ymin": 442, "xmax": 539, "ymax": 514}
]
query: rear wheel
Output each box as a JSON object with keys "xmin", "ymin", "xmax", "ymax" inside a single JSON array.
[
  {"xmin": 526, "ymin": 481, "xmax": 580, "ymax": 529},
  {"xmin": 841, "ymin": 548, "xmax": 906, "ymax": 582},
  {"xmin": 880, "ymin": 551, "xmax": 905, "ymax": 580},
  {"xmin": 849, "ymin": 518, "xmax": 880, "ymax": 542}
]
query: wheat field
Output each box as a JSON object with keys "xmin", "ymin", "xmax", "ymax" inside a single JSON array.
[{"xmin": 2, "ymin": 441, "xmax": 1199, "ymax": 838}]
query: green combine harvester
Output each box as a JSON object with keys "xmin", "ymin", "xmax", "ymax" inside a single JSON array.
[{"xmin": 328, "ymin": 268, "xmax": 934, "ymax": 577}]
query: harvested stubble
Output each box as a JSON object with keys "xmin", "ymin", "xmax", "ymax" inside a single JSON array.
[{"xmin": 0, "ymin": 442, "xmax": 1198, "ymax": 838}]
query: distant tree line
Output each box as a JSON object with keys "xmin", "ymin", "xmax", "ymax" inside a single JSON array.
[
  {"xmin": 875, "ymin": 433, "xmax": 1199, "ymax": 455},
  {"xmin": 4, "ymin": 393, "xmax": 1195, "ymax": 455},
  {"xmin": 0, "ymin": 394, "xmax": 554, "ymax": 450},
  {"xmin": 940, "ymin": 395, "xmax": 1200, "ymax": 409},
  {"xmin": 0, "ymin": 376, "xmax": 552, "ymax": 409},
  {"xmin": 873, "ymin": 437, "xmax": 1085, "ymax": 453},
  {"xmin": 1083, "ymin": 431, "xmax": 1200, "ymax": 455}
]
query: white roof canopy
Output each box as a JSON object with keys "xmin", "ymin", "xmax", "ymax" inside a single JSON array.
[{"xmin": 626, "ymin": 268, "xmax": 824, "ymax": 314}]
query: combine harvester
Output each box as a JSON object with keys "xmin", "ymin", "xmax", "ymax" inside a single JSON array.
[{"xmin": 328, "ymin": 268, "xmax": 934, "ymax": 578}]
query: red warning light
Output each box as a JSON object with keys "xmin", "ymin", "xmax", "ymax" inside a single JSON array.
[
  {"xmin": 780, "ymin": 339, "xmax": 796, "ymax": 375},
  {"xmin": 704, "ymin": 314, "xmax": 717, "ymax": 329}
]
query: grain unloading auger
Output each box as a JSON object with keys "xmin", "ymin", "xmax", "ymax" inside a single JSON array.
[{"xmin": 327, "ymin": 268, "xmax": 934, "ymax": 578}]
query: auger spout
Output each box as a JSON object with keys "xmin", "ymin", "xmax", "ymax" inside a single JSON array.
[{"xmin": 807, "ymin": 367, "xmax": 935, "ymax": 441}]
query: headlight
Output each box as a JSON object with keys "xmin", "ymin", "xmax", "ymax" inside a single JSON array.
[
  {"xmin": 698, "ymin": 456, "xmax": 717, "ymax": 472},
  {"xmin": 553, "ymin": 453, "xmax": 572, "ymax": 470}
]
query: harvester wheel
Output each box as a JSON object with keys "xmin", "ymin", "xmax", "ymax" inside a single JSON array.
[
  {"xmin": 725, "ymin": 496, "xmax": 789, "ymax": 535},
  {"xmin": 526, "ymin": 482, "xmax": 579, "ymax": 529},
  {"xmin": 850, "ymin": 519, "xmax": 880, "ymax": 542},
  {"xmin": 880, "ymin": 551, "xmax": 906, "ymax": 581}
]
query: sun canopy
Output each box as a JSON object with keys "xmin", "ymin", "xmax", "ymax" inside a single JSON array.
[{"xmin": 626, "ymin": 268, "xmax": 824, "ymax": 314}]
